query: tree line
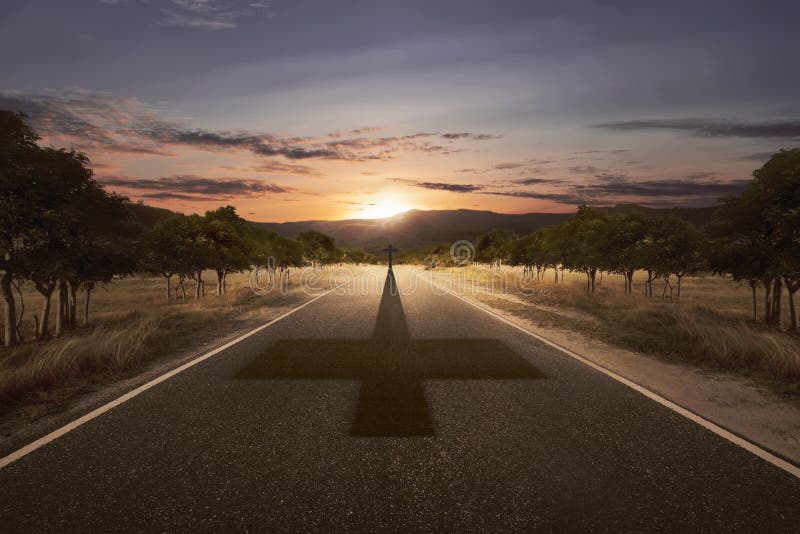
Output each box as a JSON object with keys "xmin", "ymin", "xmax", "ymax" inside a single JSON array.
[
  {"xmin": 0, "ymin": 112, "xmax": 370, "ymax": 348},
  {"xmin": 477, "ymin": 208, "xmax": 706, "ymax": 298},
  {"xmin": 471, "ymin": 149, "xmax": 799, "ymax": 334}
]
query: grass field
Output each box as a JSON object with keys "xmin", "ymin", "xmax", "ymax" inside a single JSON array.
[
  {"xmin": 432, "ymin": 266, "xmax": 800, "ymax": 392},
  {"xmin": 0, "ymin": 268, "xmax": 345, "ymax": 421},
  {"xmin": 2, "ymin": 263, "xmax": 798, "ymax": 429}
]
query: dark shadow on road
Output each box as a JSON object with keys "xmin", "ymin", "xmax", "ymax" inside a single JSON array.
[{"xmin": 234, "ymin": 269, "xmax": 545, "ymax": 437}]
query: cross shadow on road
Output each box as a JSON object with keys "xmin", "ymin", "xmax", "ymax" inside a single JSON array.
[{"xmin": 234, "ymin": 269, "xmax": 545, "ymax": 437}]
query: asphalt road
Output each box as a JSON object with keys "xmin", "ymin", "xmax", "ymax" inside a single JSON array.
[{"xmin": 1, "ymin": 267, "xmax": 798, "ymax": 532}]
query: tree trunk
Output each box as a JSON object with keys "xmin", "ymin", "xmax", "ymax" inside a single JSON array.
[
  {"xmin": 749, "ymin": 280, "xmax": 758, "ymax": 321},
  {"xmin": 165, "ymin": 275, "xmax": 172, "ymax": 304},
  {"xmin": 589, "ymin": 268, "xmax": 597, "ymax": 293},
  {"xmin": 785, "ymin": 276, "xmax": 799, "ymax": 335},
  {"xmin": 1, "ymin": 272, "xmax": 16, "ymax": 348},
  {"xmin": 67, "ymin": 279, "xmax": 78, "ymax": 329},
  {"xmin": 55, "ymin": 279, "xmax": 67, "ymax": 336},
  {"xmin": 222, "ymin": 271, "xmax": 228, "ymax": 294},
  {"xmin": 662, "ymin": 277, "xmax": 672, "ymax": 299},
  {"xmin": 764, "ymin": 276, "xmax": 773, "ymax": 324},
  {"xmin": 195, "ymin": 271, "xmax": 203, "ymax": 300},
  {"xmin": 216, "ymin": 269, "xmax": 225, "ymax": 295},
  {"xmin": 39, "ymin": 291, "xmax": 52, "ymax": 337},
  {"xmin": 35, "ymin": 281, "xmax": 56, "ymax": 337},
  {"xmin": 84, "ymin": 286, "xmax": 91, "ymax": 326},
  {"xmin": 773, "ymin": 277, "xmax": 783, "ymax": 329},
  {"xmin": 11, "ymin": 281, "xmax": 24, "ymax": 342}
]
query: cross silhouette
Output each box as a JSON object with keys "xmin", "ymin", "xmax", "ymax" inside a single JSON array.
[
  {"xmin": 382, "ymin": 244, "xmax": 397, "ymax": 268},
  {"xmin": 234, "ymin": 270, "xmax": 545, "ymax": 436}
]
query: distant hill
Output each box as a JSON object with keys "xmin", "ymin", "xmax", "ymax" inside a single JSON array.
[{"xmin": 251, "ymin": 205, "xmax": 716, "ymax": 253}]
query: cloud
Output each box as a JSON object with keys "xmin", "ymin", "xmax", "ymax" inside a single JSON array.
[
  {"xmin": 593, "ymin": 118, "xmax": 800, "ymax": 138},
  {"xmin": 326, "ymin": 127, "xmax": 383, "ymax": 138},
  {"xmin": 567, "ymin": 165, "xmax": 602, "ymax": 174},
  {"xmin": 493, "ymin": 162, "xmax": 525, "ymax": 170},
  {"xmin": 252, "ymin": 160, "xmax": 320, "ymax": 176},
  {"xmin": 140, "ymin": 123, "xmax": 350, "ymax": 160},
  {"xmin": 337, "ymin": 200, "xmax": 377, "ymax": 206},
  {"xmin": 0, "ymin": 90, "xmax": 173, "ymax": 156},
  {"xmin": 322, "ymin": 131, "xmax": 496, "ymax": 158},
  {"xmin": 101, "ymin": 174, "xmax": 291, "ymax": 201},
  {"xmin": 99, "ymin": 0, "xmax": 273, "ymax": 30},
  {"xmin": 573, "ymin": 149, "xmax": 630, "ymax": 155},
  {"xmin": 492, "ymin": 174, "xmax": 750, "ymax": 206},
  {"xmin": 1, "ymin": 89, "xmax": 498, "ymax": 164},
  {"xmin": 514, "ymin": 177, "xmax": 563, "ymax": 185},
  {"xmin": 737, "ymin": 151, "xmax": 775, "ymax": 161},
  {"xmin": 440, "ymin": 132, "xmax": 502, "ymax": 141},
  {"xmin": 389, "ymin": 178, "xmax": 484, "ymax": 193},
  {"xmin": 392, "ymin": 170, "xmax": 749, "ymax": 207},
  {"xmin": 416, "ymin": 182, "xmax": 484, "ymax": 193}
]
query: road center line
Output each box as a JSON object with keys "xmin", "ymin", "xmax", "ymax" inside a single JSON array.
[
  {"xmin": 0, "ymin": 285, "xmax": 342, "ymax": 470},
  {"xmin": 425, "ymin": 273, "xmax": 800, "ymax": 479}
]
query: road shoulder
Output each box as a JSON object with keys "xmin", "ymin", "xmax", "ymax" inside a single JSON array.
[{"xmin": 446, "ymin": 285, "xmax": 800, "ymax": 466}]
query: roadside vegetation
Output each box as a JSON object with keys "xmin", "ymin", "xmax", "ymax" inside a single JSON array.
[
  {"xmin": 0, "ymin": 111, "xmax": 373, "ymax": 419},
  {"xmin": 437, "ymin": 267, "xmax": 800, "ymax": 391},
  {"xmin": 425, "ymin": 148, "xmax": 800, "ymax": 389},
  {"xmin": 0, "ymin": 271, "xmax": 319, "ymax": 417}
]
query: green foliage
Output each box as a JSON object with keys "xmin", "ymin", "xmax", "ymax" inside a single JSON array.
[
  {"xmin": 342, "ymin": 248, "xmax": 377, "ymax": 265},
  {"xmin": 475, "ymin": 229, "xmax": 514, "ymax": 263},
  {"xmin": 297, "ymin": 230, "xmax": 342, "ymax": 265},
  {"xmin": 203, "ymin": 206, "xmax": 253, "ymax": 274},
  {"xmin": 139, "ymin": 214, "xmax": 207, "ymax": 279},
  {"xmin": 650, "ymin": 215, "xmax": 707, "ymax": 278},
  {"xmin": 710, "ymin": 149, "xmax": 800, "ymax": 329}
]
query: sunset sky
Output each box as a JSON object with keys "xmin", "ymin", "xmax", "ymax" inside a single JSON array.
[{"xmin": 2, "ymin": 0, "xmax": 798, "ymax": 221}]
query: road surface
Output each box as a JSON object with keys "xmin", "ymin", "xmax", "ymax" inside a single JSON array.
[{"xmin": 1, "ymin": 267, "xmax": 798, "ymax": 531}]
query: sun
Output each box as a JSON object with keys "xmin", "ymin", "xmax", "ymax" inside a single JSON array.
[
  {"xmin": 353, "ymin": 195, "xmax": 413, "ymax": 219},
  {"xmin": 355, "ymin": 201, "xmax": 412, "ymax": 219}
]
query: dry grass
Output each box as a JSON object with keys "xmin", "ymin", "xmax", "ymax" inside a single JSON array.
[
  {"xmin": 438, "ymin": 266, "xmax": 800, "ymax": 390},
  {"xmin": 0, "ymin": 268, "xmax": 345, "ymax": 415}
]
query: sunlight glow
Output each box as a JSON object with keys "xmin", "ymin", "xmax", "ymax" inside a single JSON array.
[{"xmin": 354, "ymin": 198, "xmax": 413, "ymax": 219}]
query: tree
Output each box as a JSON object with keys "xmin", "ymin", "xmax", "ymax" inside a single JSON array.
[
  {"xmin": 475, "ymin": 230, "xmax": 513, "ymax": 266},
  {"xmin": 0, "ymin": 111, "xmax": 41, "ymax": 346},
  {"xmin": 204, "ymin": 206, "xmax": 253, "ymax": 295},
  {"xmin": 558, "ymin": 206, "xmax": 608, "ymax": 293},
  {"xmin": 297, "ymin": 230, "xmax": 340, "ymax": 267},
  {"xmin": 652, "ymin": 215, "xmax": 707, "ymax": 300},
  {"xmin": 509, "ymin": 233, "xmax": 543, "ymax": 275},
  {"xmin": 139, "ymin": 215, "xmax": 204, "ymax": 303},
  {"xmin": 710, "ymin": 148, "xmax": 800, "ymax": 332},
  {"xmin": 342, "ymin": 248, "xmax": 375, "ymax": 265},
  {"xmin": 183, "ymin": 214, "xmax": 214, "ymax": 300},
  {"xmin": 752, "ymin": 149, "xmax": 800, "ymax": 333},
  {"xmin": 72, "ymin": 191, "xmax": 136, "ymax": 324},
  {"xmin": 597, "ymin": 213, "xmax": 648, "ymax": 294}
]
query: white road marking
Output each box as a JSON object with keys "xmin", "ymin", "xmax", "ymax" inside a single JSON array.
[
  {"xmin": 426, "ymin": 273, "xmax": 800, "ymax": 479},
  {"xmin": 0, "ymin": 286, "xmax": 341, "ymax": 470}
]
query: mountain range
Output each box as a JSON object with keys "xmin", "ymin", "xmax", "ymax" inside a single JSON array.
[{"xmin": 251, "ymin": 205, "xmax": 716, "ymax": 253}]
